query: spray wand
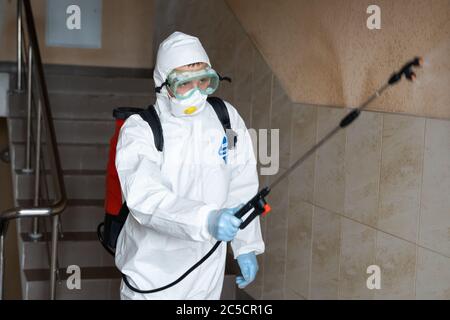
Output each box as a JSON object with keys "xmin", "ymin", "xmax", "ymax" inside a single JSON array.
[
  {"xmin": 234, "ymin": 57, "xmax": 423, "ymax": 227},
  {"xmin": 123, "ymin": 57, "xmax": 423, "ymax": 294}
]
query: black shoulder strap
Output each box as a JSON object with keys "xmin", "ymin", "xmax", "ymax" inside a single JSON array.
[
  {"xmin": 207, "ymin": 96, "xmax": 238, "ymax": 149},
  {"xmin": 138, "ymin": 105, "xmax": 164, "ymax": 152},
  {"xmin": 137, "ymin": 99, "xmax": 235, "ymax": 152},
  {"xmin": 207, "ymin": 96, "xmax": 231, "ymax": 131}
]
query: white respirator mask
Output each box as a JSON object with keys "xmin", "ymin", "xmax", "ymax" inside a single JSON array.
[{"xmin": 167, "ymin": 88, "xmax": 208, "ymax": 117}]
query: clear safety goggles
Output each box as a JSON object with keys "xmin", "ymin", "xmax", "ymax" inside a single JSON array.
[{"xmin": 166, "ymin": 67, "xmax": 220, "ymax": 100}]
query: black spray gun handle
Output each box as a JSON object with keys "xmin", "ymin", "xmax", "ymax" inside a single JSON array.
[
  {"xmin": 234, "ymin": 187, "xmax": 272, "ymax": 230},
  {"xmin": 388, "ymin": 57, "xmax": 423, "ymax": 85}
]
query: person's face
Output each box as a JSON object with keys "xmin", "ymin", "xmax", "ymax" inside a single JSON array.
[{"xmin": 167, "ymin": 63, "xmax": 209, "ymax": 98}]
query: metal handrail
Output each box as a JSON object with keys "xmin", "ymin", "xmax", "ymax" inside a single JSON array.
[{"xmin": 0, "ymin": 0, "xmax": 67, "ymax": 300}]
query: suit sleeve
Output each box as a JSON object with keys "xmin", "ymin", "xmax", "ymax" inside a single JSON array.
[
  {"xmin": 115, "ymin": 115, "xmax": 217, "ymax": 242},
  {"xmin": 224, "ymin": 103, "xmax": 265, "ymax": 259}
]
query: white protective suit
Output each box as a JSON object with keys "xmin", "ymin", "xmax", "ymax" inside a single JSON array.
[{"xmin": 115, "ymin": 31, "xmax": 265, "ymax": 300}]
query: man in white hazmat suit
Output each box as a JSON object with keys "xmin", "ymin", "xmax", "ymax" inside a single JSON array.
[{"xmin": 115, "ymin": 31, "xmax": 265, "ymax": 300}]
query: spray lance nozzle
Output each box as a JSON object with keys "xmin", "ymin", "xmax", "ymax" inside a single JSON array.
[{"xmin": 388, "ymin": 56, "xmax": 423, "ymax": 84}]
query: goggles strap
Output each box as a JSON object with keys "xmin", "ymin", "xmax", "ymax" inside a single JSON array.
[
  {"xmin": 155, "ymin": 80, "xmax": 169, "ymax": 93},
  {"xmin": 217, "ymin": 72, "xmax": 232, "ymax": 83}
]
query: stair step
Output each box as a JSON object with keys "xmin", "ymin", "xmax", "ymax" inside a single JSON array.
[
  {"xmin": 15, "ymin": 169, "xmax": 106, "ymax": 175},
  {"xmin": 18, "ymin": 198, "xmax": 105, "ymax": 233},
  {"xmin": 9, "ymin": 92, "xmax": 153, "ymax": 120},
  {"xmin": 15, "ymin": 169, "xmax": 106, "ymax": 200},
  {"xmin": 24, "ymin": 266, "xmax": 121, "ymax": 300},
  {"xmin": 8, "ymin": 117, "xmax": 115, "ymax": 144},
  {"xmin": 21, "ymin": 231, "xmax": 98, "ymax": 242},
  {"xmin": 44, "ymin": 74, "xmax": 154, "ymax": 95},
  {"xmin": 42, "ymin": 65, "xmax": 152, "ymax": 79},
  {"xmin": 12, "ymin": 142, "xmax": 109, "ymax": 171},
  {"xmin": 18, "ymin": 198, "xmax": 104, "ymax": 207},
  {"xmin": 20, "ymin": 231, "xmax": 114, "ymax": 269},
  {"xmin": 220, "ymin": 275, "xmax": 237, "ymax": 300},
  {"xmin": 25, "ymin": 266, "xmax": 121, "ymax": 281},
  {"xmin": 23, "ymin": 269, "xmax": 238, "ymax": 300}
]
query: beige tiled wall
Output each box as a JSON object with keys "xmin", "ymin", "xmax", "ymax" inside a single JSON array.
[{"xmin": 155, "ymin": 0, "xmax": 450, "ymax": 299}]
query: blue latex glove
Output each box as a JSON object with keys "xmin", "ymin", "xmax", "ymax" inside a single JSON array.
[
  {"xmin": 208, "ymin": 205, "xmax": 243, "ymax": 242},
  {"xmin": 236, "ymin": 252, "xmax": 259, "ymax": 289}
]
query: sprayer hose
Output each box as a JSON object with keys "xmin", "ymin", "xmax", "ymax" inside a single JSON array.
[{"xmin": 121, "ymin": 241, "xmax": 222, "ymax": 294}]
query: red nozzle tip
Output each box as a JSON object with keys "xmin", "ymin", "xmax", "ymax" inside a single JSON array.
[
  {"xmin": 262, "ymin": 204, "xmax": 271, "ymax": 217},
  {"xmin": 418, "ymin": 57, "xmax": 424, "ymax": 67}
]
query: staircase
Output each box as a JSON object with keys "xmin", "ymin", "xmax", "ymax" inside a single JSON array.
[
  {"xmin": 8, "ymin": 71, "xmax": 145, "ymax": 299},
  {"xmin": 5, "ymin": 70, "xmax": 245, "ymax": 300}
]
